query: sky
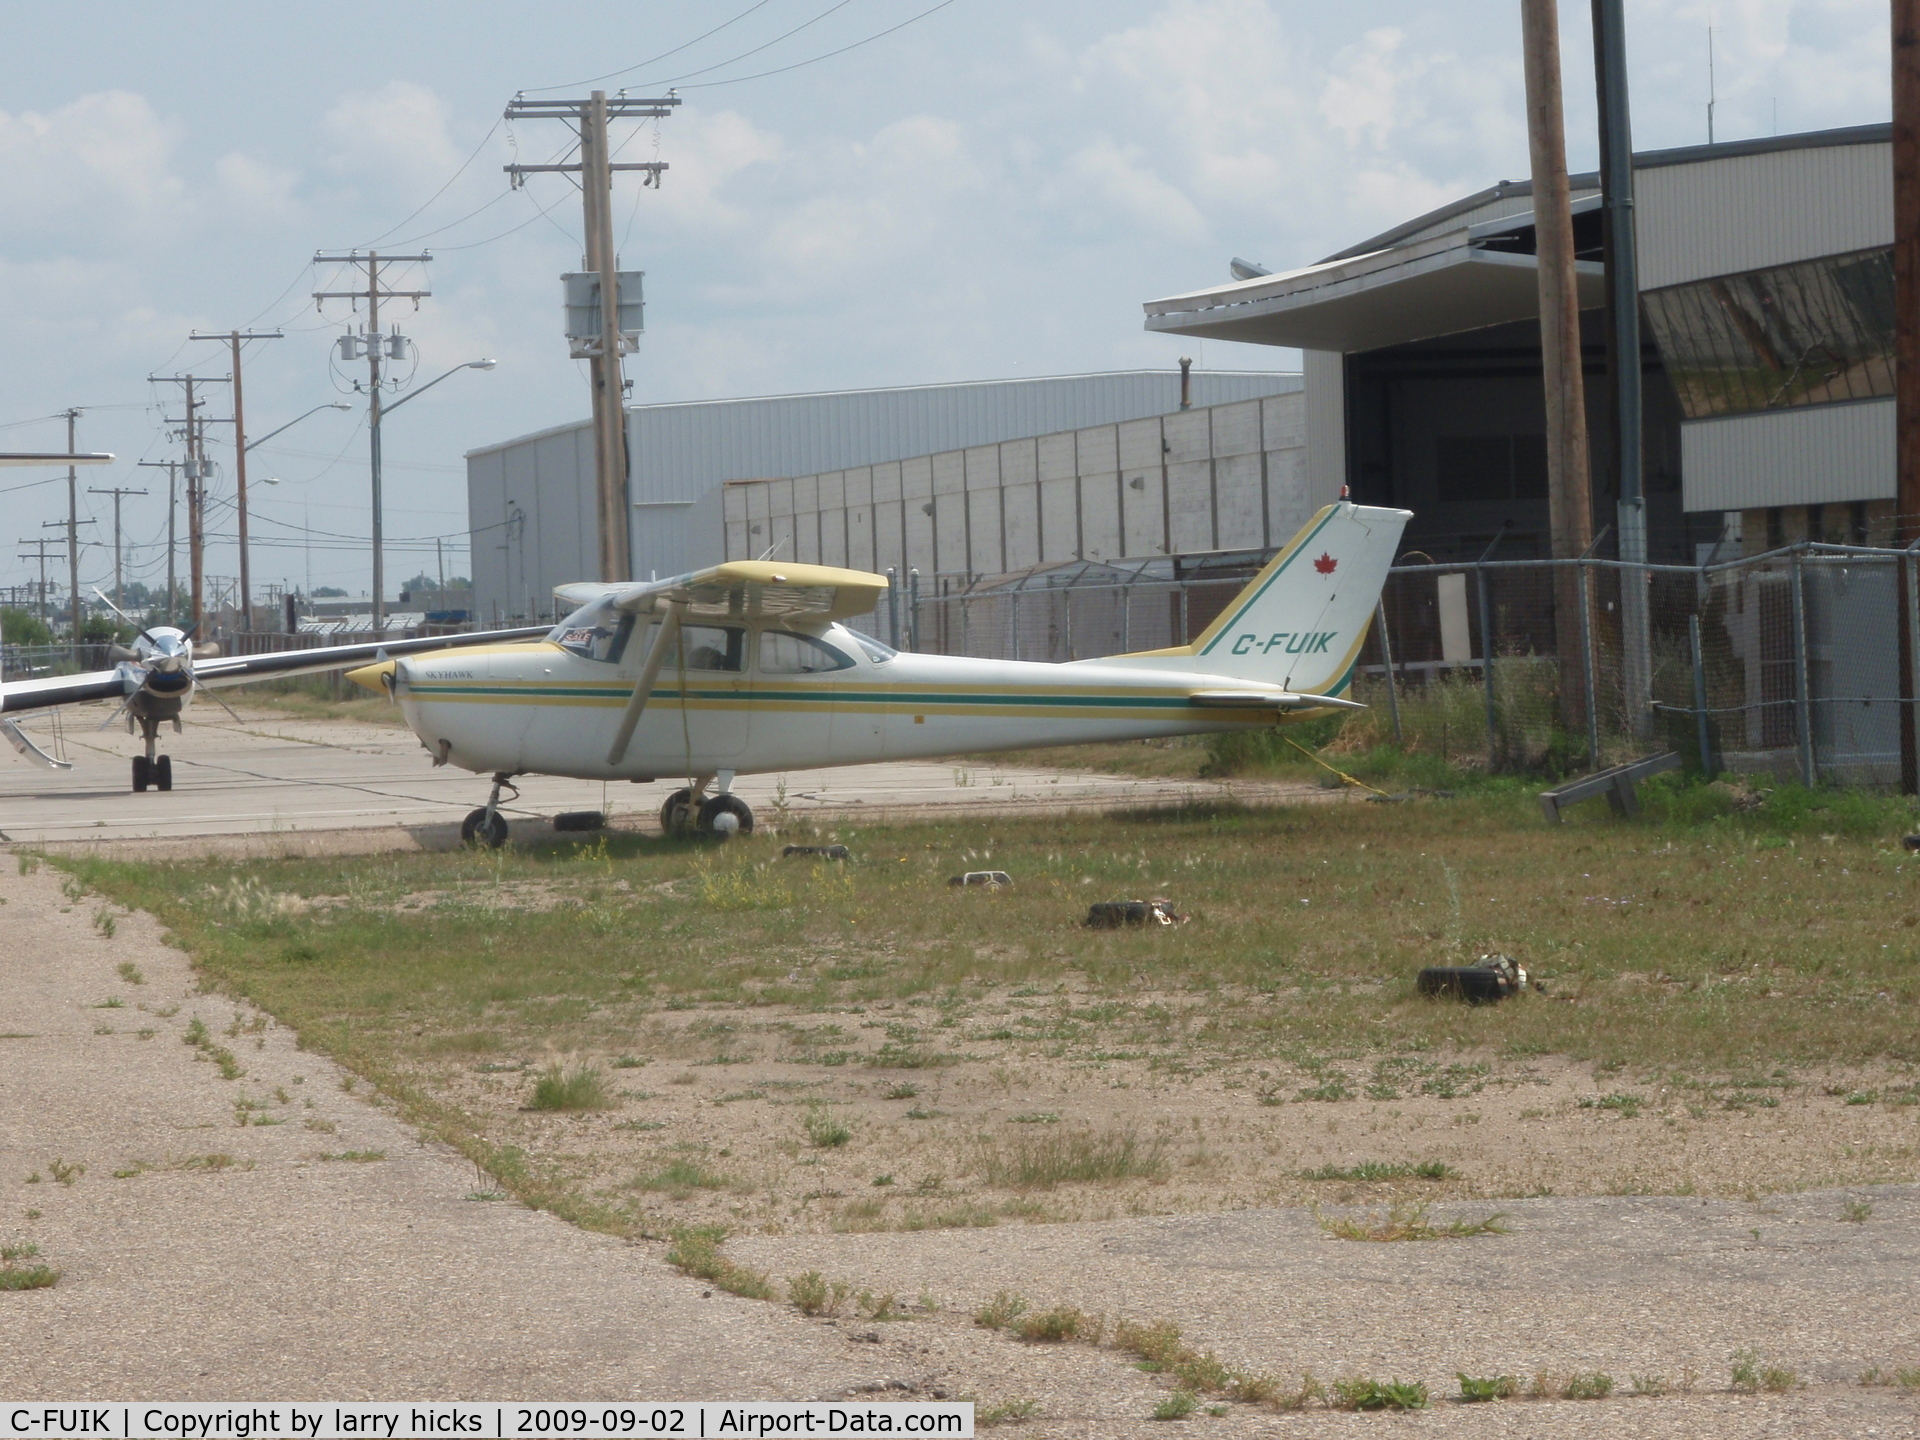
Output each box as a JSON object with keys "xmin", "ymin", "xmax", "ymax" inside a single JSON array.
[{"xmin": 0, "ymin": 0, "xmax": 1894, "ymax": 605}]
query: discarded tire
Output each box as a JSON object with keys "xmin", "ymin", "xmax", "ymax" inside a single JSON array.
[
  {"xmin": 784, "ymin": 844, "xmax": 851, "ymax": 860},
  {"xmin": 1902, "ymin": 834, "xmax": 1920, "ymax": 853},
  {"xmin": 949, "ymin": 870, "xmax": 1013, "ymax": 889},
  {"xmin": 1416, "ymin": 967, "xmax": 1508, "ymax": 1003},
  {"xmin": 553, "ymin": 810, "xmax": 606, "ymax": 832},
  {"xmin": 1086, "ymin": 898, "xmax": 1184, "ymax": 928}
]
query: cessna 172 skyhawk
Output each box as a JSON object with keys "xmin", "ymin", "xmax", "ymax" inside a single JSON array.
[
  {"xmin": 0, "ymin": 616, "xmax": 545, "ymax": 791},
  {"xmin": 347, "ymin": 501, "xmax": 1410, "ymax": 846}
]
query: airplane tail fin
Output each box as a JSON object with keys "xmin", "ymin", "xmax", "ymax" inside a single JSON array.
[{"xmin": 1104, "ymin": 502, "xmax": 1411, "ymax": 696}]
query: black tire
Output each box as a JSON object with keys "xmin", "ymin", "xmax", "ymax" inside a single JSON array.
[
  {"xmin": 553, "ymin": 810, "xmax": 606, "ymax": 833},
  {"xmin": 154, "ymin": 755, "xmax": 173, "ymax": 792},
  {"xmin": 132, "ymin": 756, "xmax": 149, "ymax": 793},
  {"xmin": 461, "ymin": 807, "xmax": 509, "ymax": 848},
  {"xmin": 659, "ymin": 788, "xmax": 696, "ymax": 836},
  {"xmin": 697, "ymin": 793, "xmax": 754, "ymax": 838},
  {"xmin": 1416, "ymin": 966, "xmax": 1509, "ymax": 1004}
]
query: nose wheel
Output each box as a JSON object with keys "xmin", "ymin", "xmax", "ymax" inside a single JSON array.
[
  {"xmin": 131, "ymin": 755, "xmax": 172, "ymax": 792},
  {"xmin": 462, "ymin": 772, "xmax": 517, "ymax": 848}
]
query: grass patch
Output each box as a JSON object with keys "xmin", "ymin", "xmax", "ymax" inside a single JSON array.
[
  {"xmin": 981, "ymin": 1127, "xmax": 1163, "ymax": 1190},
  {"xmin": 664, "ymin": 1226, "xmax": 775, "ymax": 1301},
  {"xmin": 1731, "ymin": 1350, "xmax": 1796, "ymax": 1393},
  {"xmin": 1328, "ymin": 1378, "xmax": 1428, "ymax": 1412},
  {"xmin": 635, "ymin": 1159, "xmax": 731, "ymax": 1195},
  {"xmin": 804, "ymin": 1104, "xmax": 852, "ymax": 1148},
  {"xmin": 527, "ymin": 1063, "xmax": 607, "ymax": 1112},
  {"xmin": 1456, "ymin": 1373, "xmax": 1518, "ymax": 1402},
  {"xmin": 1315, "ymin": 1201, "xmax": 1509, "ymax": 1241},
  {"xmin": 1300, "ymin": 1160, "xmax": 1453, "ymax": 1183}
]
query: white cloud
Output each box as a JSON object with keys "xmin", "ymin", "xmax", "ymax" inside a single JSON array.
[
  {"xmin": 321, "ymin": 81, "xmax": 464, "ymax": 195},
  {"xmin": 214, "ymin": 152, "xmax": 301, "ymax": 223},
  {"xmin": 1065, "ymin": 139, "xmax": 1209, "ymax": 242},
  {"xmin": 0, "ymin": 91, "xmax": 189, "ymax": 247}
]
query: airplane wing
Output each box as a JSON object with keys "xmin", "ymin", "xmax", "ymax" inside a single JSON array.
[
  {"xmin": 556, "ymin": 560, "xmax": 889, "ymax": 626},
  {"xmin": 0, "ymin": 626, "xmax": 549, "ymax": 715},
  {"xmin": 193, "ymin": 625, "xmax": 551, "ymax": 689}
]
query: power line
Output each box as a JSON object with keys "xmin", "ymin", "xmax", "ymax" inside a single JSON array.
[
  {"xmin": 523, "ymin": 0, "xmax": 782, "ymax": 93},
  {"xmin": 639, "ymin": 0, "xmax": 863, "ymax": 88},
  {"xmin": 675, "ymin": 0, "xmax": 964, "ymax": 89},
  {"xmin": 356, "ymin": 117, "xmax": 506, "ymax": 249}
]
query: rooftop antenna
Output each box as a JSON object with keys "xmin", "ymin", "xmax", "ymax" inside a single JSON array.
[{"xmin": 1707, "ymin": 17, "xmax": 1717, "ymax": 144}]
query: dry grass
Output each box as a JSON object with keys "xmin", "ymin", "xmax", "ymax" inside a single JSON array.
[{"xmin": 1314, "ymin": 1201, "xmax": 1510, "ymax": 1241}]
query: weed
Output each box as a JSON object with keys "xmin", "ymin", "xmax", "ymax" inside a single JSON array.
[
  {"xmin": 855, "ymin": 1290, "xmax": 899, "ymax": 1320},
  {"xmin": 1630, "ymin": 1374, "xmax": 1668, "ymax": 1397},
  {"xmin": 1842, "ymin": 1198, "xmax": 1874, "ymax": 1223},
  {"xmin": 664, "ymin": 1226, "xmax": 775, "ymax": 1301},
  {"xmin": 973, "ymin": 1399, "xmax": 1037, "ymax": 1427},
  {"xmin": 789, "ymin": 1271, "xmax": 845, "ymax": 1316},
  {"xmin": 175, "ymin": 1154, "xmax": 239, "ymax": 1171},
  {"xmin": 635, "ymin": 1160, "xmax": 730, "ymax": 1195},
  {"xmin": 17, "ymin": 854, "xmax": 38, "ymax": 875},
  {"xmin": 1329, "ymin": 1378, "xmax": 1427, "ymax": 1412},
  {"xmin": 183, "ymin": 1017, "xmax": 208, "ymax": 1047},
  {"xmin": 804, "ymin": 1105, "xmax": 852, "ymax": 1148},
  {"xmin": 1300, "ymin": 1161, "xmax": 1453, "ymax": 1183},
  {"xmin": 871, "ymin": 1174, "xmax": 894, "ymax": 1187},
  {"xmin": 528, "ymin": 1063, "xmax": 607, "ymax": 1112},
  {"xmin": 1009, "ymin": 1111, "xmax": 1059, "ymax": 1125},
  {"xmin": 974, "ymin": 1291, "xmax": 1029, "ymax": 1330},
  {"xmin": 1017, "ymin": 1307, "xmax": 1093, "ymax": 1343},
  {"xmin": 1456, "ymin": 1374, "xmax": 1519, "ymax": 1402},
  {"xmin": 1561, "ymin": 1372, "xmax": 1614, "ymax": 1400},
  {"xmin": 1578, "ymin": 1092, "xmax": 1645, "ymax": 1118},
  {"xmin": 93, "ymin": 909, "xmax": 116, "ymax": 940},
  {"xmin": 116, "ymin": 962, "xmax": 144, "ymax": 985},
  {"xmin": 0, "ymin": 1242, "xmax": 57, "ymax": 1291},
  {"xmin": 883, "ymin": 1083, "xmax": 919, "ymax": 1100},
  {"xmin": 981, "ymin": 1127, "xmax": 1163, "ymax": 1189},
  {"xmin": 1315, "ymin": 1201, "xmax": 1508, "ymax": 1241},
  {"xmin": 1274, "ymin": 1373, "xmax": 1327, "ymax": 1412},
  {"xmin": 46, "ymin": 1159, "xmax": 83, "ymax": 1187},
  {"xmin": 1297, "ymin": 1079, "xmax": 1351, "ymax": 1103},
  {"xmin": 1149, "ymin": 1392, "xmax": 1195, "ymax": 1421},
  {"xmin": 611, "ymin": 1055, "xmax": 647, "ymax": 1069}
]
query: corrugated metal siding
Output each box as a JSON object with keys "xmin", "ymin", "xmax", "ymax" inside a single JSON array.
[
  {"xmin": 469, "ymin": 369, "xmax": 1300, "ymax": 617},
  {"xmin": 1394, "ymin": 188, "xmax": 1600, "ymax": 249},
  {"xmin": 1681, "ymin": 400, "xmax": 1893, "ymax": 512},
  {"xmin": 732, "ymin": 391, "xmax": 1312, "ymax": 577},
  {"xmin": 1638, "ymin": 142, "xmax": 1892, "ymax": 290}
]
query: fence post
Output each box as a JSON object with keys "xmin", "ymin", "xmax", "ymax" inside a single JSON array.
[
  {"xmin": 1064, "ymin": 590, "xmax": 1074, "ymax": 662},
  {"xmin": 1178, "ymin": 586, "xmax": 1189, "ymax": 646},
  {"xmin": 1011, "ymin": 590, "xmax": 1021, "ymax": 662},
  {"xmin": 1477, "ymin": 564, "xmax": 1498, "ymax": 766},
  {"xmin": 1904, "ymin": 549, "xmax": 1919, "ymax": 792},
  {"xmin": 1374, "ymin": 600, "xmax": 1403, "ymax": 747},
  {"xmin": 907, "ymin": 568, "xmax": 920, "ymax": 652},
  {"xmin": 1689, "ymin": 611, "xmax": 1714, "ymax": 777},
  {"xmin": 961, "ymin": 594, "xmax": 970, "ymax": 656},
  {"xmin": 1578, "ymin": 561, "xmax": 1599, "ymax": 769},
  {"xmin": 1122, "ymin": 585, "xmax": 1131, "ymax": 653},
  {"xmin": 886, "ymin": 567, "xmax": 900, "ymax": 650},
  {"xmin": 1790, "ymin": 550, "xmax": 1814, "ymax": 786}
]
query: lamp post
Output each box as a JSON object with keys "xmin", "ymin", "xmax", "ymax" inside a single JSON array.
[{"xmin": 370, "ymin": 360, "xmax": 497, "ymax": 633}]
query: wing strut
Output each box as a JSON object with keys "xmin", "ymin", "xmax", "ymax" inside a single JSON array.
[{"xmin": 606, "ymin": 602, "xmax": 684, "ymax": 767}]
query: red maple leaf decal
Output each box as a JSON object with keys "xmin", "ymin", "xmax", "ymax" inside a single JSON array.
[{"xmin": 1314, "ymin": 552, "xmax": 1338, "ymax": 575}]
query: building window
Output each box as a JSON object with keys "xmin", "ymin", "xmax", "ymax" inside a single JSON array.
[
  {"xmin": 1434, "ymin": 434, "xmax": 1549, "ymax": 504},
  {"xmin": 1642, "ymin": 248, "xmax": 1894, "ymax": 420}
]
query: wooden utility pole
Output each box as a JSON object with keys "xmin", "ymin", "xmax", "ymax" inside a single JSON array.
[
  {"xmin": 87, "ymin": 485, "xmax": 148, "ymax": 613},
  {"xmin": 1896, "ymin": 0, "xmax": 1920, "ymax": 789},
  {"xmin": 505, "ymin": 89, "xmax": 679, "ymax": 582},
  {"xmin": 150, "ymin": 374, "xmax": 232, "ymax": 630},
  {"xmin": 1522, "ymin": 0, "xmax": 1595, "ymax": 733},
  {"xmin": 16, "ymin": 537, "xmax": 57, "ymax": 629},
  {"xmin": 313, "ymin": 252, "xmax": 432, "ymax": 633},
  {"xmin": 190, "ymin": 330, "xmax": 282, "ymax": 631}
]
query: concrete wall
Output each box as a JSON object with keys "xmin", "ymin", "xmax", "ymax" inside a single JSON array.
[{"xmin": 720, "ymin": 391, "xmax": 1311, "ymax": 575}]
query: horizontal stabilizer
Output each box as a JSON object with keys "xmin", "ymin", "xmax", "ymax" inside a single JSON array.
[{"xmin": 1188, "ymin": 690, "xmax": 1366, "ymax": 712}]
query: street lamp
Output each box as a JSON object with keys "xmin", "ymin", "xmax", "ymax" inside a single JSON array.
[{"xmin": 370, "ymin": 360, "xmax": 497, "ymax": 633}]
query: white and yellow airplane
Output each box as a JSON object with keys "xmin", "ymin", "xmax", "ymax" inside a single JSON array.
[{"xmin": 349, "ymin": 501, "xmax": 1410, "ymax": 845}]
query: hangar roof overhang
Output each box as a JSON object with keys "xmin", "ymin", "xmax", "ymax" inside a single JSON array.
[{"xmin": 1143, "ymin": 227, "xmax": 1606, "ymax": 354}]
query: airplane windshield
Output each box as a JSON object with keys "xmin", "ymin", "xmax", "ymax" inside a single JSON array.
[{"xmin": 550, "ymin": 599, "xmax": 634, "ymax": 664}]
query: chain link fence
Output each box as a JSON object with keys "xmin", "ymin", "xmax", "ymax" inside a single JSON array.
[{"xmin": 885, "ymin": 544, "xmax": 1920, "ymax": 789}]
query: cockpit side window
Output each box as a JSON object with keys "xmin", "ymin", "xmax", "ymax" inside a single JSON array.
[
  {"xmin": 640, "ymin": 622, "xmax": 746, "ymax": 672},
  {"xmin": 758, "ymin": 631, "xmax": 855, "ymax": 674},
  {"xmin": 848, "ymin": 631, "xmax": 897, "ymax": 664}
]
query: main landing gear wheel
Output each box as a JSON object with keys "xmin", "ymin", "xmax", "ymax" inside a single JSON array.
[
  {"xmin": 132, "ymin": 757, "xmax": 149, "ymax": 793},
  {"xmin": 461, "ymin": 807, "xmax": 509, "ymax": 848},
  {"xmin": 154, "ymin": 755, "xmax": 172, "ymax": 792},
  {"xmin": 660, "ymin": 788, "xmax": 696, "ymax": 837},
  {"xmin": 698, "ymin": 793, "xmax": 754, "ymax": 838}
]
